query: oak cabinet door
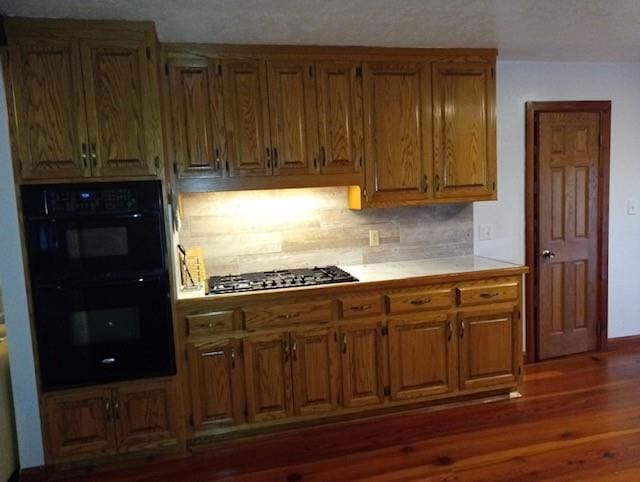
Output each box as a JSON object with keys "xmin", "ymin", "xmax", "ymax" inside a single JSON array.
[
  {"xmin": 222, "ymin": 60, "xmax": 272, "ymax": 176},
  {"xmin": 315, "ymin": 61, "xmax": 364, "ymax": 174},
  {"xmin": 458, "ymin": 309, "xmax": 517, "ymax": 390},
  {"xmin": 187, "ymin": 339, "xmax": 245, "ymax": 431},
  {"xmin": 10, "ymin": 37, "xmax": 90, "ymax": 180},
  {"xmin": 168, "ymin": 58, "xmax": 225, "ymax": 178},
  {"xmin": 432, "ymin": 62, "xmax": 496, "ymax": 200},
  {"xmin": 243, "ymin": 332, "xmax": 294, "ymax": 422},
  {"xmin": 114, "ymin": 381, "xmax": 176, "ymax": 452},
  {"xmin": 291, "ymin": 328, "xmax": 340, "ymax": 416},
  {"xmin": 80, "ymin": 38, "xmax": 160, "ymax": 177},
  {"xmin": 267, "ymin": 61, "xmax": 319, "ymax": 175},
  {"xmin": 388, "ymin": 313, "xmax": 457, "ymax": 401},
  {"xmin": 363, "ymin": 62, "xmax": 432, "ymax": 206},
  {"xmin": 340, "ymin": 320, "xmax": 386, "ymax": 408},
  {"xmin": 44, "ymin": 389, "xmax": 116, "ymax": 463}
]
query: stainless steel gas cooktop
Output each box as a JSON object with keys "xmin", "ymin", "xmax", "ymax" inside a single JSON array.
[{"xmin": 208, "ymin": 266, "xmax": 358, "ymax": 294}]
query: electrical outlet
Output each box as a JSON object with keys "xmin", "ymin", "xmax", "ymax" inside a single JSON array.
[
  {"xmin": 369, "ymin": 230, "xmax": 380, "ymax": 247},
  {"xmin": 479, "ymin": 224, "xmax": 493, "ymax": 241},
  {"xmin": 627, "ymin": 199, "xmax": 638, "ymax": 215}
]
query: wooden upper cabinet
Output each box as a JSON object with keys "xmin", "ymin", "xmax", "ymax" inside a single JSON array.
[
  {"xmin": 363, "ymin": 62, "xmax": 432, "ymax": 206},
  {"xmin": 316, "ymin": 61, "xmax": 363, "ymax": 174},
  {"xmin": 114, "ymin": 381, "xmax": 176, "ymax": 451},
  {"xmin": 340, "ymin": 320, "xmax": 386, "ymax": 408},
  {"xmin": 221, "ymin": 59, "xmax": 272, "ymax": 176},
  {"xmin": 243, "ymin": 332, "xmax": 294, "ymax": 422},
  {"xmin": 458, "ymin": 308, "xmax": 517, "ymax": 390},
  {"xmin": 80, "ymin": 38, "xmax": 161, "ymax": 177},
  {"xmin": 187, "ymin": 339, "xmax": 244, "ymax": 431},
  {"xmin": 291, "ymin": 328, "xmax": 340, "ymax": 415},
  {"xmin": 43, "ymin": 388, "xmax": 116, "ymax": 463},
  {"xmin": 432, "ymin": 62, "xmax": 496, "ymax": 199},
  {"xmin": 168, "ymin": 58, "xmax": 225, "ymax": 178},
  {"xmin": 9, "ymin": 38, "xmax": 91, "ymax": 180},
  {"xmin": 267, "ymin": 61, "xmax": 318, "ymax": 175},
  {"xmin": 388, "ymin": 313, "xmax": 457, "ymax": 400}
]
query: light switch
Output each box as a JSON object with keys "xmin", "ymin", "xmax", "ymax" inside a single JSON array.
[
  {"xmin": 369, "ymin": 230, "xmax": 380, "ymax": 247},
  {"xmin": 479, "ymin": 224, "xmax": 493, "ymax": 241},
  {"xmin": 627, "ymin": 199, "xmax": 638, "ymax": 215}
]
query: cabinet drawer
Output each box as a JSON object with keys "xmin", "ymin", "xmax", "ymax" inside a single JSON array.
[
  {"xmin": 244, "ymin": 300, "xmax": 333, "ymax": 330},
  {"xmin": 456, "ymin": 281, "xmax": 519, "ymax": 307},
  {"xmin": 386, "ymin": 288, "xmax": 452, "ymax": 314},
  {"xmin": 187, "ymin": 311, "xmax": 235, "ymax": 336},
  {"xmin": 339, "ymin": 294, "xmax": 382, "ymax": 319}
]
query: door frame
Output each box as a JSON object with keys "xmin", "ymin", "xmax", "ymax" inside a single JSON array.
[{"xmin": 524, "ymin": 101, "xmax": 611, "ymax": 363}]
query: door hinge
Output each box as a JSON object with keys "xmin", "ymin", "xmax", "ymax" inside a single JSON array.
[
  {"xmin": 146, "ymin": 46, "xmax": 151, "ymax": 60},
  {"xmin": 356, "ymin": 66, "xmax": 362, "ymax": 77},
  {"xmin": 189, "ymin": 414, "xmax": 194, "ymax": 426},
  {"xmin": 384, "ymin": 386, "xmax": 390, "ymax": 397},
  {"xmin": 381, "ymin": 326, "xmax": 389, "ymax": 336},
  {"xmin": 164, "ymin": 63, "xmax": 169, "ymax": 76}
]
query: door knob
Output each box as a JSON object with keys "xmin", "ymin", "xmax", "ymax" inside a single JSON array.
[{"xmin": 540, "ymin": 249, "xmax": 556, "ymax": 259}]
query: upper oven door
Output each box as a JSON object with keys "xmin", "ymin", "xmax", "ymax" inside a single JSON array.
[
  {"xmin": 34, "ymin": 275, "xmax": 175, "ymax": 391},
  {"xmin": 25, "ymin": 212, "xmax": 166, "ymax": 282}
]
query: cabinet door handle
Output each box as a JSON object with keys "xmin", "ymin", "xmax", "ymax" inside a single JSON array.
[
  {"xmin": 81, "ymin": 143, "xmax": 88, "ymax": 168},
  {"xmin": 230, "ymin": 348, "xmax": 236, "ymax": 369},
  {"xmin": 105, "ymin": 399, "xmax": 111, "ymax": 421},
  {"xmin": 423, "ymin": 174, "xmax": 428, "ymax": 192},
  {"xmin": 266, "ymin": 147, "xmax": 271, "ymax": 168},
  {"xmin": 278, "ymin": 312, "xmax": 301, "ymax": 320},
  {"xmin": 291, "ymin": 340, "xmax": 297, "ymax": 361},
  {"xmin": 114, "ymin": 399, "xmax": 120, "ymax": 420},
  {"xmin": 321, "ymin": 146, "xmax": 326, "ymax": 166},
  {"xmin": 283, "ymin": 339, "xmax": 290, "ymax": 362},
  {"xmin": 215, "ymin": 148, "xmax": 221, "ymax": 170},
  {"xmin": 460, "ymin": 320, "xmax": 466, "ymax": 339},
  {"xmin": 435, "ymin": 174, "xmax": 441, "ymax": 192},
  {"xmin": 201, "ymin": 350, "xmax": 224, "ymax": 357},
  {"xmin": 350, "ymin": 304, "xmax": 371, "ymax": 312},
  {"xmin": 314, "ymin": 157, "xmax": 318, "ymax": 170},
  {"xmin": 479, "ymin": 292, "xmax": 500, "ymax": 299},
  {"xmin": 342, "ymin": 334, "xmax": 347, "ymax": 354},
  {"xmin": 447, "ymin": 321, "xmax": 453, "ymax": 342},
  {"xmin": 90, "ymin": 143, "xmax": 98, "ymax": 167},
  {"xmin": 273, "ymin": 147, "xmax": 278, "ymax": 167},
  {"xmin": 410, "ymin": 298, "xmax": 431, "ymax": 306}
]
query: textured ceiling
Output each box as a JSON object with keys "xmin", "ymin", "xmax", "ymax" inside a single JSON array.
[{"xmin": 1, "ymin": 0, "xmax": 640, "ymax": 61}]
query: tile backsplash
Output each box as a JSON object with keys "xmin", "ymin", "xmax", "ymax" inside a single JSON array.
[{"xmin": 178, "ymin": 187, "xmax": 472, "ymax": 276}]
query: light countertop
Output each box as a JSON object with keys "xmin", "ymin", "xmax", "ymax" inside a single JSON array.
[{"xmin": 176, "ymin": 255, "xmax": 526, "ymax": 301}]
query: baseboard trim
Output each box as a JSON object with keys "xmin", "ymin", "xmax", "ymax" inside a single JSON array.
[{"xmin": 607, "ymin": 335, "xmax": 640, "ymax": 351}]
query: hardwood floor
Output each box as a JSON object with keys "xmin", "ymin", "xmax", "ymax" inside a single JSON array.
[{"xmin": 26, "ymin": 338, "xmax": 640, "ymax": 481}]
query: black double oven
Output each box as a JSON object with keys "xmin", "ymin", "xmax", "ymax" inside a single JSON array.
[{"xmin": 22, "ymin": 181, "xmax": 175, "ymax": 391}]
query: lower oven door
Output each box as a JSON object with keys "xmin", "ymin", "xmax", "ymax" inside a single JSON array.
[{"xmin": 33, "ymin": 276, "xmax": 175, "ymax": 391}]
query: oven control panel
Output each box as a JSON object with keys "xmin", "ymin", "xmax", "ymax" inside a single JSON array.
[{"xmin": 49, "ymin": 189, "xmax": 139, "ymax": 213}]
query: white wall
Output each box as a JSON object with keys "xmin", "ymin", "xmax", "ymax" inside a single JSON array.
[
  {"xmin": 0, "ymin": 66, "xmax": 45, "ymax": 467},
  {"xmin": 475, "ymin": 61, "xmax": 640, "ymax": 338}
]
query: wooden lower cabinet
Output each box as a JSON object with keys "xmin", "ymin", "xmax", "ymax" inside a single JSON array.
[
  {"xmin": 187, "ymin": 339, "xmax": 245, "ymax": 431},
  {"xmin": 291, "ymin": 328, "xmax": 340, "ymax": 415},
  {"xmin": 43, "ymin": 380, "xmax": 178, "ymax": 464},
  {"xmin": 458, "ymin": 308, "xmax": 518, "ymax": 390},
  {"xmin": 44, "ymin": 389, "xmax": 116, "ymax": 463},
  {"xmin": 388, "ymin": 313, "xmax": 457, "ymax": 401},
  {"xmin": 243, "ymin": 332, "xmax": 294, "ymax": 422},
  {"xmin": 340, "ymin": 320, "xmax": 386, "ymax": 408}
]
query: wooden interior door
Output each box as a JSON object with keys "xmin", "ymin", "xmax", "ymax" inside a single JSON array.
[
  {"xmin": 290, "ymin": 328, "xmax": 340, "ymax": 415},
  {"xmin": 316, "ymin": 61, "xmax": 363, "ymax": 173},
  {"xmin": 10, "ymin": 37, "xmax": 91, "ymax": 180},
  {"xmin": 222, "ymin": 59, "xmax": 272, "ymax": 176},
  {"xmin": 340, "ymin": 320, "xmax": 385, "ymax": 408},
  {"xmin": 458, "ymin": 309, "xmax": 517, "ymax": 390},
  {"xmin": 363, "ymin": 62, "xmax": 432, "ymax": 205},
  {"xmin": 168, "ymin": 58, "xmax": 224, "ymax": 178},
  {"xmin": 114, "ymin": 381, "xmax": 175, "ymax": 451},
  {"xmin": 243, "ymin": 332, "xmax": 294, "ymax": 422},
  {"xmin": 44, "ymin": 389, "xmax": 116, "ymax": 463},
  {"xmin": 80, "ymin": 38, "xmax": 159, "ymax": 177},
  {"xmin": 388, "ymin": 313, "xmax": 456, "ymax": 400},
  {"xmin": 267, "ymin": 61, "xmax": 318, "ymax": 175},
  {"xmin": 187, "ymin": 339, "xmax": 244, "ymax": 431},
  {"xmin": 537, "ymin": 112, "xmax": 601, "ymax": 359},
  {"xmin": 432, "ymin": 62, "xmax": 495, "ymax": 199}
]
